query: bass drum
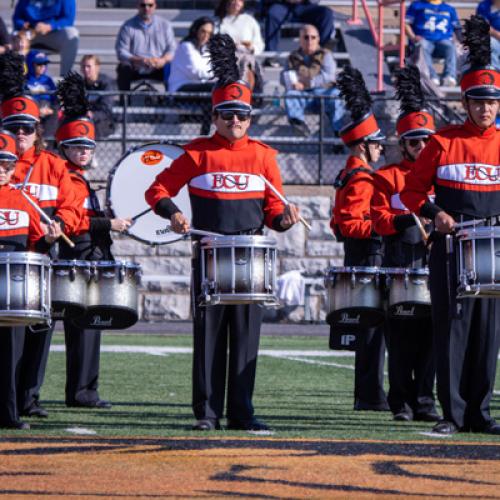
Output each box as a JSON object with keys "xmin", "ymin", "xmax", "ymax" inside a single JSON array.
[{"xmin": 107, "ymin": 142, "xmax": 192, "ymax": 245}]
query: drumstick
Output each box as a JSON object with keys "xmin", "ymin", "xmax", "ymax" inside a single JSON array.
[
  {"xmin": 411, "ymin": 213, "xmax": 428, "ymax": 242},
  {"xmin": 20, "ymin": 190, "xmax": 76, "ymax": 248},
  {"xmin": 258, "ymin": 174, "xmax": 312, "ymax": 231},
  {"xmin": 131, "ymin": 207, "xmax": 152, "ymax": 222}
]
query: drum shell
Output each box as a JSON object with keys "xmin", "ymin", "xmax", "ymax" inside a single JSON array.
[
  {"xmin": 325, "ymin": 267, "xmax": 385, "ymax": 328},
  {"xmin": 386, "ymin": 268, "xmax": 431, "ymax": 319},
  {"xmin": 73, "ymin": 261, "xmax": 141, "ymax": 330},
  {"xmin": 51, "ymin": 260, "xmax": 90, "ymax": 319},
  {"xmin": 0, "ymin": 252, "xmax": 51, "ymax": 326},
  {"xmin": 200, "ymin": 235, "xmax": 278, "ymax": 305}
]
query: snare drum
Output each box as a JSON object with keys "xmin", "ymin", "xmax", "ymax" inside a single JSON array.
[
  {"xmin": 51, "ymin": 260, "xmax": 90, "ymax": 319},
  {"xmin": 325, "ymin": 267, "xmax": 385, "ymax": 328},
  {"xmin": 457, "ymin": 225, "xmax": 500, "ymax": 297},
  {"xmin": 385, "ymin": 268, "xmax": 431, "ymax": 319},
  {"xmin": 199, "ymin": 235, "xmax": 278, "ymax": 306},
  {"xmin": 0, "ymin": 252, "xmax": 51, "ymax": 326},
  {"xmin": 73, "ymin": 261, "xmax": 141, "ymax": 330}
]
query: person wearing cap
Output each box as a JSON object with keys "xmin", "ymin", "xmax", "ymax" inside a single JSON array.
[
  {"xmin": 400, "ymin": 16, "xmax": 500, "ymax": 435},
  {"xmin": 0, "ymin": 130, "xmax": 62, "ymax": 430},
  {"xmin": 146, "ymin": 34, "xmax": 300, "ymax": 432},
  {"xmin": 0, "ymin": 52, "xmax": 81, "ymax": 420},
  {"xmin": 55, "ymin": 72, "xmax": 131, "ymax": 410},
  {"xmin": 330, "ymin": 65, "xmax": 389, "ymax": 412},
  {"xmin": 371, "ymin": 65, "xmax": 439, "ymax": 423}
]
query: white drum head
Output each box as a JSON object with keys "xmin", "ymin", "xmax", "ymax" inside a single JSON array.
[{"xmin": 107, "ymin": 143, "xmax": 192, "ymax": 245}]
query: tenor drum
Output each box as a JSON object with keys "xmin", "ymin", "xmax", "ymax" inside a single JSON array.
[
  {"xmin": 456, "ymin": 226, "xmax": 500, "ymax": 297},
  {"xmin": 385, "ymin": 268, "xmax": 431, "ymax": 319},
  {"xmin": 199, "ymin": 235, "xmax": 278, "ymax": 306},
  {"xmin": 325, "ymin": 267, "xmax": 385, "ymax": 328},
  {"xmin": 107, "ymin": 142, "xmax": 192, "ymax": 245},
  {"xmin": 51, "ymin": 260, "xmax": 90, "ymax": 319},
  {"xmin": 73, "ymin": 261, "xmax": 141, "ymax": 330},
  {"xmin": 0, "ymin": 252, "xmax": 51, "ymax": 326}
]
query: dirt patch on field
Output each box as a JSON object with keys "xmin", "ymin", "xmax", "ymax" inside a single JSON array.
[{"xmin": 0, "ymin": 437, "xmax": 499, "ymax": 498}]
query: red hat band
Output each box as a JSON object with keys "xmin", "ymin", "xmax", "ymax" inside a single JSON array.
[
  {"xmin": 396, "ymin": 111, "xmax": 435, "ymax": 137},
  {"xmin": 212, "ymin": 82, "xmax": 252, "ymax": 110},
  {"xmin": 460, "ymin": 68, "xmax": 500, "ymax": 95},
  {"xmin": 56, "ymin": 118, "xmax": 96, "ymax": 145},
  {"xmin": 0, "ymin": 130, "xmax": 18, "ymax": 161},
  {"xmin": 1, "ymin": 96, "xmax": 40, "ymax": 123},
  {"xmin": 340, "ymin": 113, "xmax": 381, "ymax": 145}
]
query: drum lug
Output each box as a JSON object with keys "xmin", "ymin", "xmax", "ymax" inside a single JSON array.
[
  {"xmin": 70, "ymin": 266, "xmax": 76, "ymax": 282},
  {"xmin": 350, "ymin": 272, "xmax": 356, "ymax": 289},
  {"xmin": 404, "ymin": 272, "xmax": 409, "ymax": 290},
  {"xmin": 119, "ymin": 265, "xmax": 125, "ymax": 284}
]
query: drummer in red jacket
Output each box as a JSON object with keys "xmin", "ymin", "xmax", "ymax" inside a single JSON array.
[
  {"xmin": 371, "ymin": 65, "xmax": 439, "ymax": 423},
  {"xmin": 330, "ymin": 66, "xmax": 388, "ymax": 412},
  {"xmin": 55, "ymin": 72, "xmax": 131, "ymax": 409},
  {"xmin": 400, "ymin": 16, "xmax": 500, "ymax": 435},
  {"xmin": 146, "ymin": 34, "xmax": 300, "ymax": 431},
  {"xmin": 0, "ymin": 130, "xmax": 62, "ymax": 429},
  {"xmin": 0, "ymin": 51, "xmax": 80, "ymax": 420}
]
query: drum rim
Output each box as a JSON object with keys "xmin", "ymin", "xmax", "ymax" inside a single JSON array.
[
  {"xmin": 327, "ymin": 266, "xmax": 382, "ymax": 273},
  {"xmin": 92, "ymin": 260, "xmax": 141, "ymax": 270},
  {"xmin": 0, "ymin": 251, "xmax": 50, "ymax": 265},
  {"xmin": 52, "ymin": 259, "xmax": 91, "ymax": 267},
  {"xmin": 384, "ymin": 267, "xmax": 429, "ymax": 275},
  {"xmin": 200, "ymin": 235, "xmax": 278, "ymax": 247},
  {"xmin": 456, "ymin": 226, "xmax": 500, "ymax": 238}
]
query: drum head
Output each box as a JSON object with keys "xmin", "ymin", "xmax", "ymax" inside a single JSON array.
[{"xmin": 107, "ymin": 143, "xmax": 192, "ymax": 245}]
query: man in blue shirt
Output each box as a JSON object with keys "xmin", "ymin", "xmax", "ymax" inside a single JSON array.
[
  {"xmin": 13, "ymin": 0, "xmax": 79, "ymax": 76},
  {"xmin": 476, "ymin": 0, "xmax": 500, "ymax": 69},
  {"xmin": 405, "ymin": 0, "xmax": 460, "ymax": 86}
]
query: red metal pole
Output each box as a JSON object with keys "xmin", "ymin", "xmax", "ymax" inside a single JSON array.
[
  {"xmin": 377, "ymin": 1, "xmax": 384, "ymax": 91},
  {"xmin": 348, "ymin": 0, "xmax": 363, "ymax": 25},
  {"xmin": 360, "ymin": 0, "xmax": 379, "ymax": 45},
  {"xmin": 399, "ymin": 0, "xmax": 406, "ymax": 67}
]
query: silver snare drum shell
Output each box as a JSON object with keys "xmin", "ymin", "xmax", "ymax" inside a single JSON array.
[
  {"xmin": 200, "ymin": 235, "xmax": 278, "ymax": 306},
  {"xmin": 73, "ymin": 261, "xmax": 141, "ymax": 330},
  {"xmin": 0, "ymin": 252, "xmax": 51, "ymax": 326},
  {"xmin": 324, "ymin": 266, "xmax": 385, "ymax": 328},
  {"xmin": 51, "ymin": 260, "xmax": 90, "ymax": 320},
  {"xmin": 456, "ymin": 226, "xmax": 500, "ymax": 298},
  {"xmin": 385, "ymin": 267, "xmax": 431, "ymax": 319}
]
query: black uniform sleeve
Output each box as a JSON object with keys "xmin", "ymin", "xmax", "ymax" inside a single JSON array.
[
  {"xmin": 154, "ymin": 198, "xmax": 181, "ymax": 219},
  {"xmin": 89, "ymin": 217, "xmax": 112, "ymax": 235},
  {"xmin": 420, "ymin": 201, "xmax": 443, "ymax": 220},
  {"xmin": 393, "ymin": 214, "xmax": 416, "ymax": 232}
]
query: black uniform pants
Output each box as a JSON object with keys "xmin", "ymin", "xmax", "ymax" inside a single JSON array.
[
  {"xmin": 0, "ymin": 326, "xmax": 25, "ymax": 425},
  {"xmin": 386, "ymin": 316, "xmax": 436, "ymax": 416},
  {"xmin": 429, "ymin": 237, "xmax": 500, "ymax": 429},
  {"xmin": 64, "ymin": 322, "xmax": 102, "ymax": 405}
]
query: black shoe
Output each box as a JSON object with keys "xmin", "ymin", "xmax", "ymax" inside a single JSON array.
[
  {"xmin": 67, "ymin": 399, "xmax": 112, "ymax": 409},
  {"xmin": 471, "ymin": 421, "xmax": 500, "ymax": 435},
  {"xmin": 20, "ymin": 402, "xmax": 48, "ymax": 418},
  {"xmin": 394, "ymin": 411, "xmax": 412, "ymax": 421},
  {"xmin": 415, "ymin": 411, "xmax": 441, "ymax": 422},
  {"xmin": 354, "ymin": 399, "xmax": 390, "ymax": 412},
  {"xmin": 192, "ymin": 419, "xmax": 221, "ymax": 431},
  {"xmin": 432, "ymin": 420, "xmax": 459, "ymax": 435},
  {"xmin": 263, "ymin": 57, "xmax": 281, "ymax": 68},
  {"xmin": 227, "ymin": 418, "xmax": 270, "ymax": 431},
  {"xmin": 289, "ymin": 118, "xmax": 311, "ymax": 137},
  {"xmin": 0, "ymin": 420, "xmax": 30, "ymax": 430}
]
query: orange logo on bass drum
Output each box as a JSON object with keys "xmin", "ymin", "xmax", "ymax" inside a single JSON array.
[{"xmin": 141, "ymin": 150, "xmax": 164, "ymax": 165}]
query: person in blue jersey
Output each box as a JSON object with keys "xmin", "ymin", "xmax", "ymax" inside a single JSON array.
[
  {"xmin": 476, "ymin": 0, "xmax": 500, "ymax": 69},
  {"xmin": 405, "ymin": 0, "xmax": 460, "ymax": 86}
]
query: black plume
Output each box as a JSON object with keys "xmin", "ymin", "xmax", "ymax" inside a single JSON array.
[
  {"xmin": 394, "ymin": 64, "xmax": 426, "ymax": 114},
  {"xmin": 56, "ymin": 71, "xmax": 90, "ymax": 118},
  {"xmin": 207, "ymin": 33, "xmax": 240, "ymax": 87},
  {"xmin": 0, "ymin": 51, "xmax": 26, "ymax": 100},
  {"xmin": 463, "ymin": 15, "xmax": 491, "ymax": 68},
  {"xmin": 337, "ymin": 66, "xmax": 373, "ymax": 120}
]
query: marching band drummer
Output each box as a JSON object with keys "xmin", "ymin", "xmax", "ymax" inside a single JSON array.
[
  {"xmin": 370, "ymin": 65, "xmax": 439, "ymax": 423},
  {"xmin": 146, "ymin": 34, "xmax": 300, "ymax": 431},
  {"xmin": 400, "ymin": 16, "xmax": 500, "ymax": 435},
  {"xmin": 330, "ymin": 66, "xmax": 389, "ymax": 412},
  {"xmin": 55, "ymin": 72, "xmax": 131, "ymax": 409},
  {"xmin": 0, "ymin": 52, "xmax": 80, "ymax": 420},
  {"xmin": 0, "ymin": 130, "xmax": 62, "ymax": 430}
]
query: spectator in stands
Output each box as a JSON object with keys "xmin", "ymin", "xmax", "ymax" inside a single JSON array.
[
  {"xmin": 405, "ymin": 0, "xmax": 460, "ymax": 86},
  {"xmin": 12, "ymin": 0, "xmax": 79, "ymax": 76},
  {"xmin": 263, "ymin": 0, "xmax": 334, "ymax": 67},
  {"xmin": 80, "ymin": 54, "xmax": 116, "ymax": 138},
  {"xmin": 25, "ymin": 50, "xmax": 58, "ymax": 137},
  {"xmin": 168, "ymin": 17, "xmax": 215, "ymax": 136},
  {"xmin": 0, "ymin": 18, "xmax": 11, "ymax": 55},
  {"xmin": 477, "ymin": 0, "xmax": 500, "ymax": 70},
  {"xmin": 281, "ymin": 24, "xmax": 344, "ymax": 137},
  {"xmin": 115, "ymin": 0, "xmax": 177, "ymax": 91}
]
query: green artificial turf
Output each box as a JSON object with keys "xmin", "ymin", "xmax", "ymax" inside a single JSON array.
[{"xmin": 2, "ymin": 332, "xmax": 499, "ymax": 443}]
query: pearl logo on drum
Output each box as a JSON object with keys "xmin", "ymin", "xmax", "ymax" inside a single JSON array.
[
  {"xmin": 393, "ymin": 305, "xmax": 415, "ymax": 317},
  {"xmin": 338, "ymin": 312, "xmax": 361, "ymax": 324},
  {"xmin": 141, "ymin": 150, "xmax": 164, "ymax": 166},
  {"xmin": 90, "ymin": 316, "xmax": 114, "ymax": 327}
]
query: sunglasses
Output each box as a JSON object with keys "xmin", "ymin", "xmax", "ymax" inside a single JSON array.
[
  {"xmin": 219, "ymin": 111, "xmax": 251, "ymax": 121},
  {"xmin": 407, "ymin": 137, "xmax": 430, "ymax": 147},
  {"xmin": 140, "ymin": 2, "xmax": 154, "ymax": 7},
  {"xmin": 5, "ymin": 124, "xmax": 36, "ymax": 135}
]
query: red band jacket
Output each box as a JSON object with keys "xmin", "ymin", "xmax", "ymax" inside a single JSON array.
[
  {"xmin": 12, "ymin": 147, "xmax": 81, "ymax": 235},
  {"xmin": 145, "ymin": 133, "xmax": 286, "ymax": 234},
  {"xmin": 400, "ymin": 121, "xmax": 500, "ymax": 219}
]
